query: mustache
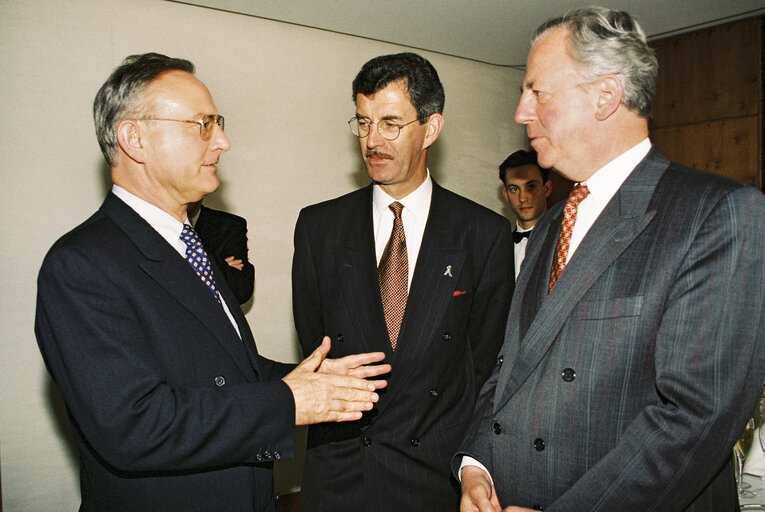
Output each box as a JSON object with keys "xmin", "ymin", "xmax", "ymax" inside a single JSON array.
[{"xmin": 366, "ymin": 151, "xmax": 393, "ymax": 160}]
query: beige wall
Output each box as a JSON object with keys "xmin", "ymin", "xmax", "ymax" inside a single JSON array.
[{"xmin": 0, "ymin": 0, "xmax": 525, "ymax": 508}]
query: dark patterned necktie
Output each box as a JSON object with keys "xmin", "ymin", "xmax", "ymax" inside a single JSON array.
[
  {"xmin": 180, "ymin": 223, "xmax": 220, "ymax": 302},
  {"xmin": 378, "ymin": 202, "xmax": 408, "ymax": 350},
  {"xmin": 549, "ymin": 184, "xmax": 590, "ymax": 292}
]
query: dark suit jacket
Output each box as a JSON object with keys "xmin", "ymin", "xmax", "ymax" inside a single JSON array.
[
  {"xmin": 456, "ymin": 148, "xmax": 765, "ymax": 511},
  {"xmin": 35, "ymin": 193, "xmax": 295, "ymax": 512},
  {"xmin": 195, "ymin": 205, "xmax": 255, "ymax": 305},
  {"xmin": 292, "ymin": 180, "xmax": 514, "ymax": 511}
]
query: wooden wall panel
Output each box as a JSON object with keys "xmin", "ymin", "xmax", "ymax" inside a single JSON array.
[
  {"xmin": 652, "ymin": 17, "xmax": 760, "ymax": 127},
  {"xmin": 650, "ymin": 17, "xmax": 763, "ymax": 191},
  {"xmin": 652, "ymin": 116, "xmax": 760, "ymax": 187}
]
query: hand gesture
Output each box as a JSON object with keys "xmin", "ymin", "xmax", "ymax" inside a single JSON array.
[{"xmin": 283, "ymin": 337, "xmax": 389, "ymax": 425}]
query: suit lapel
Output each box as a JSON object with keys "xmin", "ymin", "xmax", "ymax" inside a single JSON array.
[
  {"xmin": 496, "ymin": 148, "xmax": 668, "ymax": 409},
  {"xmin": 340, "ymin": 186, "xmax": 392, "ymax": 356},
  {"xmin": 391, "ymin": 183, "xmax": 465, "ymax": 377},
  {"xmin": 101, "ymin": 194, "xmax": 259, "ymax": 381}
]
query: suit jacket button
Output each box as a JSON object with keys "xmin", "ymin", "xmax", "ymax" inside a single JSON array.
[
  {"xmin": 442, "ymin": 332, "xmax": 452, "ymax": 341},
  {"xmin": 411, "ymin": 438, "xmax": 420, "ymax": 446},
  {"xmin": 497, "ymin": 355, "xmax": 504, "ymax": 367},
  {"xmin": 429, "ymin": 389, "xmax": 439, "ymax": 398},
  {"xmin": 534, "ymin": 438, "xmax": 545, "ymax": 451},
  {"xmin": 214, "ymin": 376, "xmax": 226, "ymax": 387},
  {"xmin": 256, "ymin": 453, "xmax": 263, "ymax": 461},
  {"xmin": 362, "ymin": 437, "xmax": 372, "ymax": 447},
  {"xmin": 336, "ymin": 333, "xmax": 344, "ymax": 343},
  {"xmin": 533, "ymin": 505, "xmax": 544, "ymax": 510},
  {"xmin": 264, "ymin": 450, "xmax": 273, "ymax": 460},
  {"xmin": 492, "ymin": 422, "xmax": 502, "ymax": 435},
  {"xmin": 561, "ymin": 368, "xmax": 576, "ymax": 382},
  {"xmin": 274, "ymin": 451, "xmax": 281, "ymax": 460}
]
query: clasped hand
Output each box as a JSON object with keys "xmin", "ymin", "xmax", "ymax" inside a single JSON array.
[
  {"xmin": 283, "ymin": 336, "xmax": 390, "ymax": 425},
  {"xmin": 460, "ymin": 466, "xmax": 535, "ymax": 512}
]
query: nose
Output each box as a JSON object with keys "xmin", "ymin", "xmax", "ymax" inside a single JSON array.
[
  {"xmin": 365, "ymin": 122, "xmax": 385, "ymax": 149},
  {"xmin": 210, "ymin": 124, "xmax": 230, "ymax": 152},
  {"xmin": 514, "ymin": 90, "xmax": 535, "ymax": 125}
]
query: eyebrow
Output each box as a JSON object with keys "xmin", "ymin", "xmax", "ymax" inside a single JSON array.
[{"xmin": 355, "ymin": 113, "xmax": 405, "ymax": 121}]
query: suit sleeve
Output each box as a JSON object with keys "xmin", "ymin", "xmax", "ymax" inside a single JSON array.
[
  {"xmin": 35, "ymin": 245, "xmax": 295, "ymax": 474},
  {"xmin": 467, "ymin": 217, "xmax": 515, "ymax": 386},
  {"xmin": 292, "ymin": 209, "xmax": 326, "ymax": 355},
  {"xmin": 548, "ymin": 186, "xmax": 765, "ymax": 511},
  {"xmin": 209, "ymin": 216, "xmax": 255, "ymax": 305}
]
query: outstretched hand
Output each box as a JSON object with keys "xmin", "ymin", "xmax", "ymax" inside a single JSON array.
[{"xmin": 283, "ymin": 337, "xmax": 389, "ymax": 425}]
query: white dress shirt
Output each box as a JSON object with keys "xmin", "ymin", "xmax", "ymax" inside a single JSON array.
[
  {"xmin": 112, "ymin": 185, "xmax": 241, "ymax": 337},
  {"xmin": 513, "ymin": 223, "xmax": 534, "ymax": 278},
  {"xmin": 459, "ymin": 138, "xmax": 652, "ymax": 482},
  {"xmin": 566, "ymin": 138, "xmax": 651, "ymax": 262},
  {"xmin": 372, "ymin": 171, "xmax": 433, "ymax": 290}
]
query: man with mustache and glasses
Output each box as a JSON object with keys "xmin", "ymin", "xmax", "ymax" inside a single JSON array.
[
  {"xmin": 35, "ymin": 53, "xmax": 390, "ymax": 512},
  {"xmin": 291, "ymin": 52, "xmax": 514, "ymax": 511}
]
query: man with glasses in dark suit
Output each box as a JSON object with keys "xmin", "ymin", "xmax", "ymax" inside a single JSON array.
[{"xmin": 292, "ymin": 52, "xmax": 514, "ymax": 511}]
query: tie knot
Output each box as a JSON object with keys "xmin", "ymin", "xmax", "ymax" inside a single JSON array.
[
  {"xmin": 180, "ymin": 224, "xmax": 202, "ymax": 247},
  {"xmin": 568, "ymin": 183, "xmax": 590, "ymax": 207},
  {"xmin": 389, "ymin": 202, "xmax": 404, "ymax": 219}
]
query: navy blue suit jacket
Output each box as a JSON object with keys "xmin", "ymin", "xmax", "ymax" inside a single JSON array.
[{"xmin": 35, "ymin": 193, "xmax": 295, "ymax": 512}]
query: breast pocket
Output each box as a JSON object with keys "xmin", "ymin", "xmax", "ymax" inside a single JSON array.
[{"xmin": 570, "ymin": 295, "xmax": 644, "ymax": 320}]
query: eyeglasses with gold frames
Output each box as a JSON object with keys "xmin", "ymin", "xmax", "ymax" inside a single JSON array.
[
  {"xmin": 135, "ymin": 114, "xmax": 224, "ymax": 140},
  {"xmin": 348, "ymin": 117, "xmax": 419, "ymax": 141}
]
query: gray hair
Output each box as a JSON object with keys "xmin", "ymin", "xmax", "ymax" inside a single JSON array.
[
  {"xmin": 532, "ymin": 7, "xmax": 658, "ymax": 118},
  {"xmin": 93, "ymin": 53, "xmax": 195, "ymax": 167}
]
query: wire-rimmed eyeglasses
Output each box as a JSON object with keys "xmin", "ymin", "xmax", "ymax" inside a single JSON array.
[
  {"xmin": 135, "ymin": 114, "xmax": 224, "ymax": 140},
  {"xmin": 348, "ymin": 117, "xmax": 419, "ymax": 141}
]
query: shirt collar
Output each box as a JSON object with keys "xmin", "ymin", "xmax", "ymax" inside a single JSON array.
[
  {"xmin": 516, "ymin": 222, "xmax": 534, "ymax": 233},
  {"xmin": 372, "ymin": 169, "xmax": 432, "ymax": 220},
  {"xmin": 580, "ymin": 138, "xmax": 651, "ymax": 210},
  {"xmin": 112, "ymin": 185, "xmax": 187, "ymax": 249}
]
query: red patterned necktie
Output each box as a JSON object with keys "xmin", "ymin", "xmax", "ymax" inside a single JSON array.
[
  {"xmin": 378, "ymin": 202, "xmax": 408, "ymax": 350},
  {"xmin": 549, "ymin": 184, "xmax": 590, "ymax": 292},
  {"xmin": 180, "ymin": 223, "xmax": 221, "ymax": 303}
]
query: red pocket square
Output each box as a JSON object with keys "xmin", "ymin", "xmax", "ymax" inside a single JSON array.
[{"xmin": 453, "ymin": 290, "xmax": 468, "ymax": 296}]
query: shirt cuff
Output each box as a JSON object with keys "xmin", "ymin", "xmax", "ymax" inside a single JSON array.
[{"xmin": 458, "ymin": 455, "xmax": 494, "ymax": 485}]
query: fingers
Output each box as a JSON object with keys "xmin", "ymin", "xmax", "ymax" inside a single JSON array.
[
  {"xmin": 348, "ymin": 363, "xmax": 392, "ymax": 380},
  {"xmin": 224, "ymin": 256, "xmax": 244, "ymax": 270},
  {"xmin": 285, "ymin": 374, "xmax": 381, "ymax": 425},
  {"xmin": 296, "ymin": 337, "xmax": 332, "ymax": 373}
]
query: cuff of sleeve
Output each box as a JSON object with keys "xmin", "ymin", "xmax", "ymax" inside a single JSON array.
[{"xmin": 459, "ymin": 455, "xmax": 494, "ymax": 485}]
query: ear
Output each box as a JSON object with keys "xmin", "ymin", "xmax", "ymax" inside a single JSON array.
[
  {"xmin": 594, "ymin": 75, "xmax": 623, "ymax": 121},
  {"xmin": 421, "ymin": 113, "xmax": 444, "ymax": 150},
  {"xmin": 116, "ymin": 119, "xmax": 146, "ymax": 164},
  {"xmin": 544, "ymin": 179, "xmax": 552, "ymax": 198},
  {"xmin": 502, "ymin": 186, "xmax": 510, "ymax": 203}
]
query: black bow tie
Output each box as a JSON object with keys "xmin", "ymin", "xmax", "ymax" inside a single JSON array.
[{"xmin": 513, "ymin": 230, "xmax": 531, "ymax": 244}]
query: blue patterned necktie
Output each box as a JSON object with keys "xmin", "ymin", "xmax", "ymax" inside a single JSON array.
[
  {"xmin": 378, "ymin": 202, "xmax": 408, "ymax": 350},
  {"xmin": 180, "ymin": 223, "xmax": 220, "ymax": 302}
]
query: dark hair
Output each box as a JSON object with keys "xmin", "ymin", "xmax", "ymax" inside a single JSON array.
[
  {"xmin": 93, "ymin": 53, "xmax": 195, "ymax": 167},
  {"xmin": 352, "ymin": 52, "xmax": 445, "ymax": 123},
  {"xmin": 499, "ymin": 149, "xmax": 548, "ymax": 183},
  {"xmin": 532, "ymin": 7, "xmax": 657, "ymax": 118}
]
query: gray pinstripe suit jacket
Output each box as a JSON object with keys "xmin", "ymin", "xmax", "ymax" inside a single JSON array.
[{"xmin": 456, "ymin": 148, "xmax": 765, "ymax": 511}]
